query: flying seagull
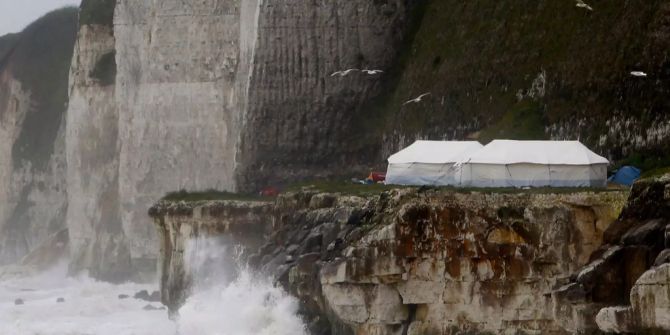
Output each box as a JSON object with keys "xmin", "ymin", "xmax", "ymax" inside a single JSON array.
[
  {"xmin": 575, "ymin": 0, "xmax": 593, "ymax": 11},
  {"xmin": 361, "ymin": 69, "xmax": 384, "ymax": 75},
  {"xmin": 330, "ymin": 69, "xmax": 359, "ymax": 77},
  {"xmin": 403, "ymin": 93, "xmax": 431, "ymax": 105},
  {"xmin": 630, "ymin": 71, "xmax": 648, "ymax": 77}
]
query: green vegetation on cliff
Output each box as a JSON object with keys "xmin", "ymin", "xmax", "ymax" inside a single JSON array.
[
  {"xmin": 90, "ymin": 51, "xmax": 116, "ymax": 86},
  {"xmin": 5, "ymin": 7, "xmax": 78, "ymax": 169},
  {"xmin": 162, "ymin": 189, "xmax": 272, "ymax": 202},
  {"xmin": 80, "ymin": 0, "xmax": 116, "ymax": 27},
  {"xmin": 358, "ymin": 0, "xmax": 669, "ymax": 167}
]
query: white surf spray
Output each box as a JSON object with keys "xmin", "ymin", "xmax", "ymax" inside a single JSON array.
[
  {"xmin": 0, "ymin": 239, "xmax": 307, "ymax": 335},
  {"xmin": 0, "ymin": 261, "xmax": 175, "ymax": 335},
  {"xmin": 176, "ymin": 237, "xmax": 307, "ymax": 335}
]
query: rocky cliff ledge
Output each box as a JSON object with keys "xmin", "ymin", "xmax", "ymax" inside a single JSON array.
[
  {"xmin": 555, "ymin": 175, "xmax": 670, "ymax": 334},
  {"xmin": 150, "ymin": 188, "xmax": 630, "ymax": 334}
]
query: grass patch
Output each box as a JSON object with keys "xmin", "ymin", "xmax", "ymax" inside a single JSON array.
[
  {"xmin": 162, "ymin": 189, "xmax": 272, "ymax": 202},
  {"xmin": 284, "ymin": 180, "xmax": 617, "ymax": 196},
  {"xmin": 89, "ymin": 51, "xmax": 116, "ymax": 85},
  {"xmin": 478, "ymin": 100, "xmax": 547, "ymax": 143},
  {"xmin": 284, "ymin": 180, "xmax": 401, "ymax": 196},
  {"xmin": 614, "ymin": 151, "xmax": 670, "ymax": 173},
  {"xmin": 640, "ymin": 167, "xmax": 670, "ymax": 180},
  {"xmin": 79, "ymin": 0, "xmax": 116, "ymax": 27}
]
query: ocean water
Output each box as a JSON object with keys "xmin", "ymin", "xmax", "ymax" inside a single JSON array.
[{"xmin": 0, "ymin": 242, "xmax": 306, "ymax": 335}]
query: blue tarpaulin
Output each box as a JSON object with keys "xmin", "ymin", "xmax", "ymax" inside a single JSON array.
[{"xmin": 608, "ymin": 166, "xmax": 641, "ymax": 186}]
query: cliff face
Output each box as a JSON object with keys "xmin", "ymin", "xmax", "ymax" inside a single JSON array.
[
  {"xmin": 0, "ymin": 8, "xmax": 77, "ymax": 265},
  {"xmin": 373, "ymin": 0, "xmax": 670, "ymax": 165},
  {"xmin": 6, "ymin": 0, "xmax": 668, "ymax": 282},
  {"xmin": 64, "ymin": 0, "xmax": 417, "ymax": 280},
  {"xmin": 236, "ymin": 0, "xmax": 415, "ymax": 190},
  {"xmin": 554, "ymin": 175, "xmax": 670, "ymax": 334},
  {"xmin": 65, "ymin": 5, "xmax": 127, "ymax": 280},
  {"xmin": 152, "ymin": 189, "xmax": 628, "ymax": 334}
]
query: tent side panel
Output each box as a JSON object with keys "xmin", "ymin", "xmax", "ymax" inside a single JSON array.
[
  {"xmin": 386, "ymin": 163, "xmax": 459, "ymax": 186},
  {"xmin": 465, "ymin": 164, "xmax": 608, "ymax": 188}
]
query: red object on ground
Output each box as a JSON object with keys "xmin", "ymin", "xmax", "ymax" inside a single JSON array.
[
  {"xmin": 259, "ymin": 187, "xmax": 279, "ymax": 197},
  {"xmin": 368, "ymin": 172, "xmax": 386, "ymax": 182}
]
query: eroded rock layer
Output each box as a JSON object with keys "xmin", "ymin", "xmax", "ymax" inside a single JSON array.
[
  {"xmin": 555, "ymin": 175, "xmax": 670, "ymax": 334},
  {"xmin": 152, "ymin": 189, "xmax": 628, "ymax": 334}
]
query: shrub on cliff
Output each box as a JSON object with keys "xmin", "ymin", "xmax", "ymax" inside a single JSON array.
[{"xmin": 79, "ymin": 0, "xmax": 116, "ymax": 27}]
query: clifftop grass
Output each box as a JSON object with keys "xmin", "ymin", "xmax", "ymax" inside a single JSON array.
[{"xmin": 162, "ymin": 190, "xmax": 271, "ymax": 202}]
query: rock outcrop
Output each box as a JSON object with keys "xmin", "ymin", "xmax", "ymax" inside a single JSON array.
[
  {"xmin": 555, "ymin": 174, "xmax": 670, "ymax": 334},
  {"xmin": 151, "ymin": 188, "xmax": 628, "ymax": 334},
  {"xmin": 149, "ymin": 199, "xmax": 275, "ymax": 315},
  {"xmin": 0, "ymin": 8, "xmax": 77, "ymax": 265}
]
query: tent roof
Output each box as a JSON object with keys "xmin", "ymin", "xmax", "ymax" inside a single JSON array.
[
  {"xmin": 462, "ymin": 140, "xmax": 609, "ymax": 165},
  {"xmin": 388, "ymin": 141, "xmax": 484, "ymax": 164}
]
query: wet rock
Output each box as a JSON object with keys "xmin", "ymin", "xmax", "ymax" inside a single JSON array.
[
  {"xmin": 299, "ymin": 231, "xmax": 323, "ymax": 254},
  {"xmin": 14, "ymin": 299, "xmax": 24, "ymax": 305},
  {"xmin": 56, "ymin": 297, "xmax": 65, "ymax": 303},
  {"xmin": 142, "ymin": 304, "xmax": 165, "ymax": 311},
  {"xmin": 554, "ymin": 283, "xmax": 588, "ymax": 303},
  {"xmin": 134, "ymin": 290, "xmax": 161, "ymax": 302},
  {"xmin": 655, "ymin": 249, "xmax": 670, "ymax": 266},
  {"xmin": 309, "ymin": 193, "xmax": 337, "ymax": 209},
  {"xmin": 596, "ymin": 306, "xmax": 638, "ymax": 333},
  {"xmin": 286, "ymin": 244, "xmax": 299, "ymax": 255},
  {"xmin": 149, "ymin": 291, "xmax": 160, "ymax": 302},
  {"xmin": 621, "ymin": 219, "xmax": 666, "ymax": 246}
]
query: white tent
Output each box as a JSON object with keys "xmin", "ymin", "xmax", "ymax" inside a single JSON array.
[
  {"xmin": 386, "ymin": 141, "xmax": 484, "ymax": 186},
  {"xmin": 458, "ymin": 140, "xmax": 609, "ymax": 188}
]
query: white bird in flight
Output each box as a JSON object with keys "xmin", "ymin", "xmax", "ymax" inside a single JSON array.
[
  {"xmin": 362, "ymin": 69, "xmax": 384, "ymax": 75},
  {"xmin": 403, "ymin": 93, "xmax": 431, "ymax": 105},
  {"xmin": 330, "ymin": 69, "xmax": 359, "ymax": 77},
  {"xmin": 630, "ymin": 71, "xmax": 648, "ymax": 77},
  {"xmin": 575, "ymin": 0, "xmax": 593, "ymax": 11}
]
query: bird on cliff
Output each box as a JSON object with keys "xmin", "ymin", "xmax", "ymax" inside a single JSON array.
[
  {"xmin": 403, "ymin": 93, "xmax": 431, "ymax": 105},
  {"xmin": 362, "ymin": 69, "xmax": 384, "ymax": 75},
  {"xmin": 330, "ymin": 69, "xmax": 359, "ymax": 77},
  {"xmin": 630, "ymin": 71, "xmax": 648, "ymax": 77},
  {"xmin": 575, "ymin": 0, "xmax": 593, "ymax": 11}
]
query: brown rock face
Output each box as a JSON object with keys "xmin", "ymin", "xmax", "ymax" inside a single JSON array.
[
  {"xmin": 151, "ymin": 189, "xmax": 627, "ymax": 334},
  {"xmin": 560, "ymin": 174, "xmax": 670, "ymax": 334}
]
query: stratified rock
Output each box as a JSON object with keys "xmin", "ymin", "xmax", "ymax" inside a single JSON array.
[
  {"xmin": 152, "ymin": 188, "xmax": 628, "ymax": 334},
  {"xmin": 562, "ymin": 175, "xmax": 670, "ymax": 333}
]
